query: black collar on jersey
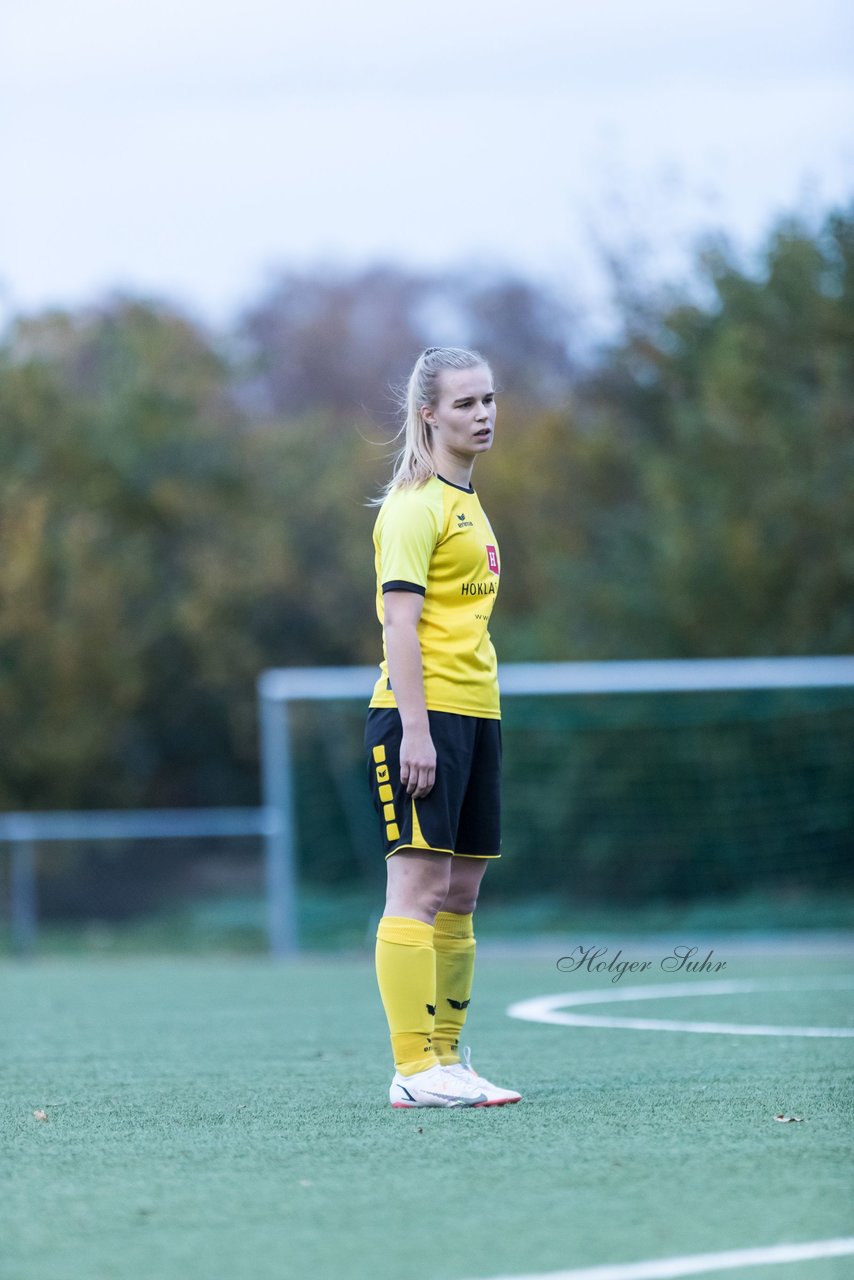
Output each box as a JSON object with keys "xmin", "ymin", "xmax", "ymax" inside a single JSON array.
[{"xmin": 437, "ymin": 473, "xmax": 475, "ymax": 494}]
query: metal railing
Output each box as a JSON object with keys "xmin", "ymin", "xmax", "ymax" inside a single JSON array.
[{"xmin": 0, "ymin": 807, "xmax": 273, "ymax": 957}]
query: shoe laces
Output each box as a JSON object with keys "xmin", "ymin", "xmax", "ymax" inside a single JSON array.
[{"xmin": 445, "ymin": 1046, "xmax": 480, "ymax": 1082}]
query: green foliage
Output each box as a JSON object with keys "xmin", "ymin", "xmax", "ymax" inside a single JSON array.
[
  {"xmin": 0, "ymin": 301, "xmax": 381, "ymax": 813},
  {"xmin": 482, "ymin": 208, "xmax": 854, "ymax": 661},
  {"xmin": 1, "ymin": 301, "xmax": 251, "ymax": 808}
]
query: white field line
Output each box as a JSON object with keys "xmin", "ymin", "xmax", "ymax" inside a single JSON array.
[
  {"xmin": 506, "ymin": 976, "xmax": 854, "ymax": 1037},
  {"xmin": 470, "ymin": 1236, "xmax": 854, "ymax": 1280}
]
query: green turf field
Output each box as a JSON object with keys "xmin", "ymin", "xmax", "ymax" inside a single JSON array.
[{"xmin": 3, "ymin": 939, "xmax": 853, "ymax": 1280}]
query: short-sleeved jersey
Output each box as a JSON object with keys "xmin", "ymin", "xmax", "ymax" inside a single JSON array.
[{"xmin": 369, "ymin": 474, "xmax": 501, "ymax": 719}]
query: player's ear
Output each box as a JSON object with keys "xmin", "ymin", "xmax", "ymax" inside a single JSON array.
[{"xmin": 421, "ymin": 405, "xmax": 436, "ymax": 430}]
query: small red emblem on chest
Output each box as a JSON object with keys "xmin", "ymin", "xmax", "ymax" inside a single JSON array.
[{"xmin": 486, "ymin": 544, "xmax": 499, "ymax": 575}]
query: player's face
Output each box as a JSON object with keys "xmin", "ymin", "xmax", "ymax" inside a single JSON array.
[{"xmin": 423, "ymin": 366, "xmax": 496, "ymax": 461}]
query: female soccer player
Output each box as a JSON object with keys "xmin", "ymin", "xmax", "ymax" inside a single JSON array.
[{"xmin": 365, "ymin": 346, "xmax": 521, "ymax": 1108}]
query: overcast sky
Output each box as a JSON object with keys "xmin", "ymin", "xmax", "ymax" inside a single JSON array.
[{"xmin": 2, "ymin": 0, "xmax": 852, "ymax": 328}]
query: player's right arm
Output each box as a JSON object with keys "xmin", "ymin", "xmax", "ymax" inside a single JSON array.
[{"xmin": 384, "ymin": 590, "xmax": 436, "ymax": 799}]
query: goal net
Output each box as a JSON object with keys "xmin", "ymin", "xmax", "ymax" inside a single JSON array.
[{"xmin": 257, "ymin": 658, "xmax": 854, "ymax": 953}]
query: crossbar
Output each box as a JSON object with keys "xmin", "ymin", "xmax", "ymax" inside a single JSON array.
[{"xmin": 259, "ymin": 656, "xmax": 854, "ymax": 703}]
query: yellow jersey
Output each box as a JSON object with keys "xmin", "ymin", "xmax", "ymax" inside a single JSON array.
[{"xmin": 369, "ymin": 474, "xmax": 501, "ymax": 719}]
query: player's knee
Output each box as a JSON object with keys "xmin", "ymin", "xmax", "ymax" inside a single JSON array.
[
  {"xmin": 384, "ymin": 886, "xmax": 449, "ymax": 921},
  {"xmin": 385, "ymin": 851, "xmax": 451, "ymax": 921},
  {"xmin": 441, "ymin": 886, "xmax": 480, "ymax": 914}
]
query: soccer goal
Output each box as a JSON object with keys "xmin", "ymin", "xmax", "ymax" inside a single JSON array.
[{"xmin": 257, "ymin": 657, "xmax": 854, "ymax": 955}]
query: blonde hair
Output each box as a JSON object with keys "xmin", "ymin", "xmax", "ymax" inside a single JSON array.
[{"xmin": 371, "ymin": 346, "xmax": 491, "ymax": 504}]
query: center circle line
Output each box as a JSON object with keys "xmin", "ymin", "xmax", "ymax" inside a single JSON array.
[{"xmin": 506, "ymin": 976, "xmax": 854, "ymax": 1037}]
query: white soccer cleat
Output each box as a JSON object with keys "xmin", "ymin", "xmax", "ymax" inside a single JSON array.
[
  {"xmin": 389, "ymin": 1062, "xmax": 491, "ymax": 1108},
  {"xmin": 443, "ymin": 1047, "xmax": 522, "ymax": 1105}
]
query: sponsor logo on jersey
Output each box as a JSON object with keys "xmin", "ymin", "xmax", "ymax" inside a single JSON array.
[
  {"xmin": 456, "ymin": 512, "xmax": 474, "ymax": 528},
  {"xmin": 460, "ymin": 581, "xmax": 497, "ymax": 596},
  {"xmin": 486, "ymin": 544, "xmax": 499, "ymax": 574}
]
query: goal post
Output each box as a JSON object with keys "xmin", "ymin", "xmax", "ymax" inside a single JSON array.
[{"xmin": 257, "ymin": 656, "xmax": 854, "ymax": 957}]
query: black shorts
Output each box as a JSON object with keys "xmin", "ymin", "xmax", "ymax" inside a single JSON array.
[{"xmin": 365, "ymin": 707, "xmax": 502, "ymax": 859}]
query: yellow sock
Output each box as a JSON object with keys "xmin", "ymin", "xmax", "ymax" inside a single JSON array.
[
  {"xmin": 432, "ymin": 911, "xmax": 475, "ymax": 1065},
  {"xmin": 375, "ymin": 916, "xmax": 439, "ymax": 1076}
]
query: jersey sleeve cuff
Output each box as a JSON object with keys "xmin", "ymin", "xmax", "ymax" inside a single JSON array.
[{"xmin": 382, "ymin": 580, "xmax": 426, "ymax": 596}]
